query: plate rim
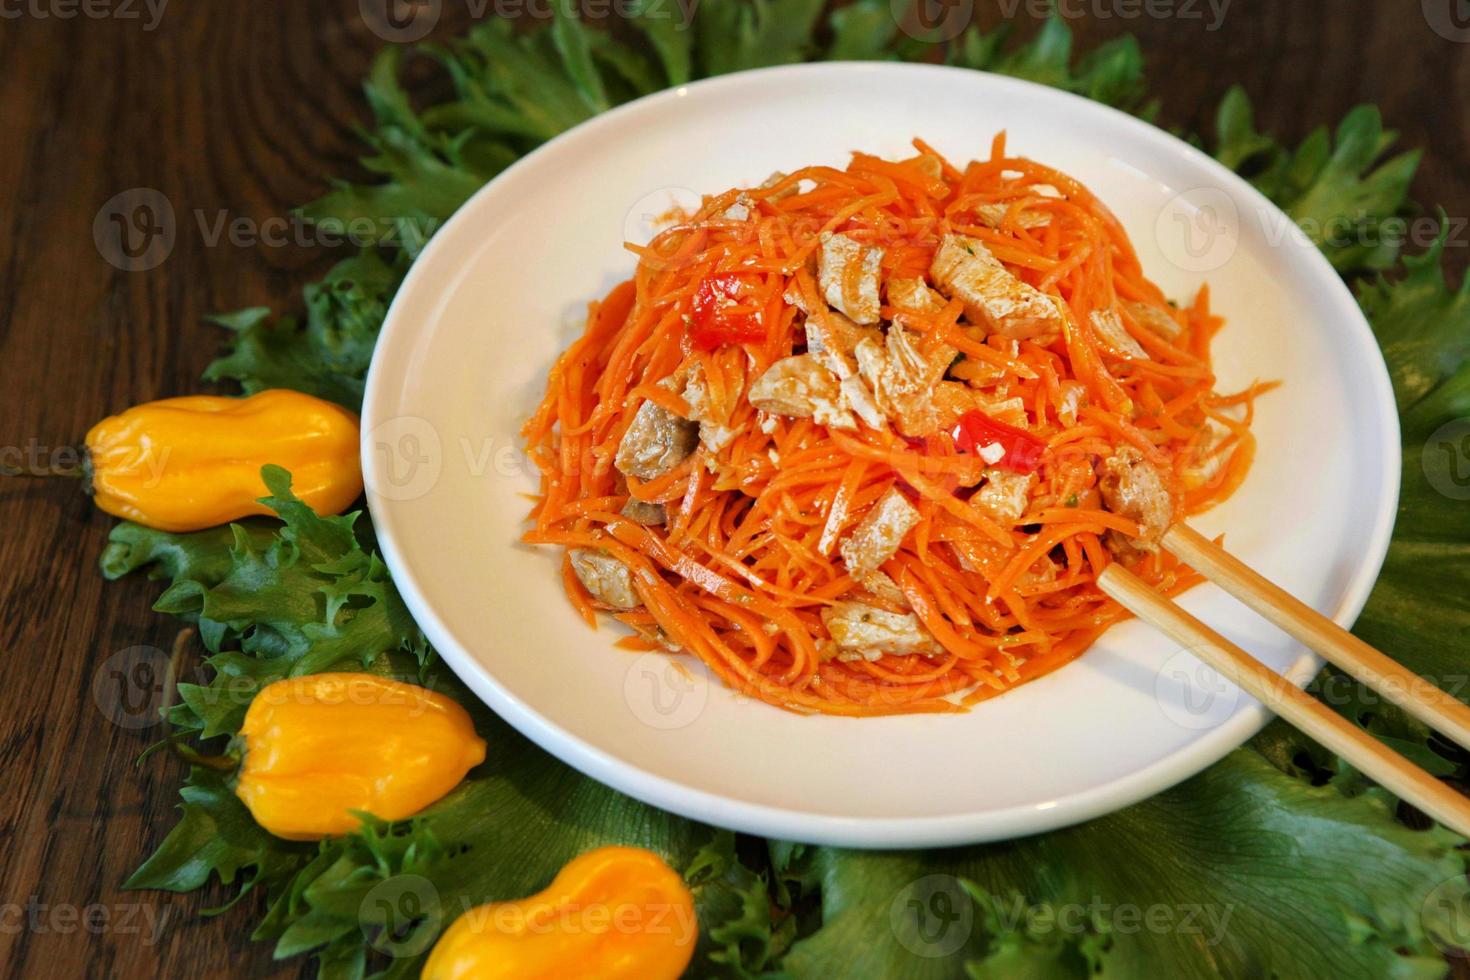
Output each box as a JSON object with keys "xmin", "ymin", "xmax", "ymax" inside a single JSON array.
[{"xmin": 360, "ymin": 60, "xmax": 1402, "ymax": 848}]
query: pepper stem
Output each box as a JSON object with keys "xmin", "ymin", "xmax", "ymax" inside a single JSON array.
[
  {"xmin": 1, "ymin": 445, "xmax": 87, "ymax": 478},
  {"xmin": 156, "ymin": 627, "xmax": 243, "ymax": 771},
  {"xmin": 0, "ymin": 462, "xmax": 85, "ymax": 478}
]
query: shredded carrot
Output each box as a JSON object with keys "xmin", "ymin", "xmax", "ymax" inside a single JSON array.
[{"xmin": 521, "ymin": 137, "xmax": 1271, "ymax": 716}]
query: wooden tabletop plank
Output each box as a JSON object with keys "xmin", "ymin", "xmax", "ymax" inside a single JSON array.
[{"xmin": 1, "ymin": 2, "xmax": 1466, "ymax": 976}]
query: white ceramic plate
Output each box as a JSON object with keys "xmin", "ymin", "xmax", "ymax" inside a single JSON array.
[{"xmin": 361, "ymin": 63, "xmax": 1399, "ymax": 848}]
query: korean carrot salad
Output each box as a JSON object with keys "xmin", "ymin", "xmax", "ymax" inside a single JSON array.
[{"xmin": 522, "ymin": 136, "xmax": 1271, "ymax": 716}]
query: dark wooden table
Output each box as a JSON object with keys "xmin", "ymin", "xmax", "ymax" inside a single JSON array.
[{"xmin": 2, "ymin": 2, "xmax": 1467, "ymax": 976}]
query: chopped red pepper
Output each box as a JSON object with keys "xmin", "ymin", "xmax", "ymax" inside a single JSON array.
[
  {"xmin": 687, "ymin": 273, "xmax": 764, "ymax": 350},
  {"xmin": 953, "ymin": 410, "xmax": 1046, "ymax": 474}
]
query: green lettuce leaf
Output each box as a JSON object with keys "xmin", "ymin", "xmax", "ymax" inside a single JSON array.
[
  {"xmin": 1361, "ymin": 228, "xmax": 1470, "ymax": 412},
  {"xmin": 949, "ymin": 16, "xmax": 1152, "ymax": 116},
  {"xmin": 102, "ymin": 466, "xmax": 426, "ymax": 736},
  {"xmin": 1212, "ymin": 85, "xmax": 1420, "ymax": 274},
  {"xmin": 1347, "ymin": 234, "xmax": 1470, "ymax": 750},
  {"xmin": 694, "ymin": 0, "xmax": 827, "ymax": 76},
  {"xmin": 825, "ymin": 0, "xmax": 900, "ymax": 62},
  {"xmin": 256, "ymin": 696, "xmax": 773, "ymax": 979},
  {"xmin": 108, "ymin": 469, "xmax": 776, "ymax": 977},
  {"xmin": 126, "ymin": 765, "xmax": 312, "ymax": 900},
  {"xmin": 202, "ymin": 249, "xmax": 407, "ymax": 410},
  {"xmin": 104, "ymin": 9, "xmax": 1470, "ymax": 979},
  {"xmin": 776, "ymin": 751, "xmax": 1470, "ymax": 979}
]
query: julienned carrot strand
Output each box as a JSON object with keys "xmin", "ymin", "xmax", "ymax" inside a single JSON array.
[{"xmin": 520, "ymin": 137, "xmax": 1272, "ymax": 716}]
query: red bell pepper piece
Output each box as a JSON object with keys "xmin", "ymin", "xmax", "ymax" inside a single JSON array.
[
  {"xmin": 687, "ymin": 274, "xmax": 764, "ymax": 350},
  {"xmin": 953, "ymin": 410, "xmax": 1046, "ymax": 474}
]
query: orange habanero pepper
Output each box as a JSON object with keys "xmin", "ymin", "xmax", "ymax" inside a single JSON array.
[
  {"xmin": 422, "ymin": 846, "xmax": 698, "ymax": 980},
  {"xmin": 235, "ymin": 673, "xmax": 486, "ymax": 841}
]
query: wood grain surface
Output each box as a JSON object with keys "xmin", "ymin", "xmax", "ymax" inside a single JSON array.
[{"xmin": 2, "ymin": 2, "xmax": 1468, "ymax": 977}]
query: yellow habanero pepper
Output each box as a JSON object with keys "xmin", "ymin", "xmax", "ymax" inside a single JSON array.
[
  {"xmin": 236, "ymin": 674, "xmax": 487, "ymax": 841},
  {"xmin": 422, "ymin": 846, "xmax": 697, "ymax": 980},
  {"xmin": 83, "ymin": 389, "xmax": 362, "ymax": 532}
]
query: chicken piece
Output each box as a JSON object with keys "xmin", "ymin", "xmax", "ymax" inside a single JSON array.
[
  {"xmin": 932, "ymin": 381, "xmax": 986, "ymax": 432},
  {"xmin": 910, "ymin": 153, "xmax": 943, "ymax": 181},
  {"xmin": 972, "ymin": 468, "xmax": 1035, "ymax": 526},
  {"xmin": 821, "ymin": 601, "xmax": 942, "ymax": 661},
  {"xmin": 818, "ymin": 232, "xmax": 884, "ymax": 325},
  {"xmin": 698, "ymin": 423, "xmax": 737, "ymax": 453},
  {"xmin": 973, "ymin": 183, "xmax": 1061, "ymax": 230},
  {"xmin": 998, "ymin": 180, "xmax": 1061, "ymax": 197},
  {"xmin": 857, "ymin": 568, "xmax": 910, "ymax": 607},
  {"xmin": 620, "ymin": 498, "xmax": 666, "ymax": 525},
  {"xmin": 747, "ymin": 354, "xmax": 856, "ymax": 429},
  {"xmin": 973, "ymin": 204, "xmax": 1051, "ymax": 230},
  {"xmin": 783, "ymin": 281, "xmax": 881, "ymax": 379},
  {"xmin": 805, "ymin": 310, "xmax": 864, "ymax": 377},
  {"xmin": 886, "ymin": 277, "xmax": 946, "ymax": 313},
  {"xmin": 932, "ymin": 382, "xmax": 1028, "ymax": 432},
  {"xmin": 1124, "ymin": 299, "xmax": 1184, "ymax": 341},
  {"xmin": 1056, "ymin": 381, "xmax": 1087, "ymax": 427},
  {"xmin": 1017, "ymin": 552, "xmax": 1062, "ymax": 587},
  {"xmin": 839, "ymin": 374, "xmax": 886, "ymax": 429},
  {"xmin": 721, "ymin": 196, "xmax": 752, "ymax": 221},
  {"xmin": 1098, "ymin": 446, "xmax": 1174, "ymax": 553},
  {"xmin": 681, "ymin": 362, "xmax": 743, "ymax": 454},
  {"xmin": 569, "ymin": 549, "xmax": 640, "ymax": 610},
  {"xmin": 1182, "ymin": 417, "xmax": 1235, "ymax": 491},
  {"xmin": 810, "ymin": 310, "xmax": 881, "ymax": 379},
  {"xmin": 930, "ymin": 234, "xmax": 1063, "ymax": 344},
  {"xmin": 839, "ymin": 488, "xmax": 921, "ymax": 577},
  {"xmin": 855, "ymin": 323, "xmax": 955, "ymax": 437},
  {"xmin": 614, "ymin": 397, "xmax": 698, "ymax": 480},
  {"xmin": 1090, "ymin": 308, "xmax": 1148, "ymax": 360},
  {"xmin": 760, "ymin": 171, "xmax": 799, "ymax": 202},
  {"xmin": 1052, "ymin": 454, "xmax": 1097, "ymax": 508}
]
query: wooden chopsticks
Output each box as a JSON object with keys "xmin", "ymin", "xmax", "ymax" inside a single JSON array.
[
  {"xmin": 1097, "ymin": 524, "xmax": 1470, "ymax": 838},
  {"xmin": 1161, "ymin": 524, "xmax": 1470, "ymax": 749}
]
